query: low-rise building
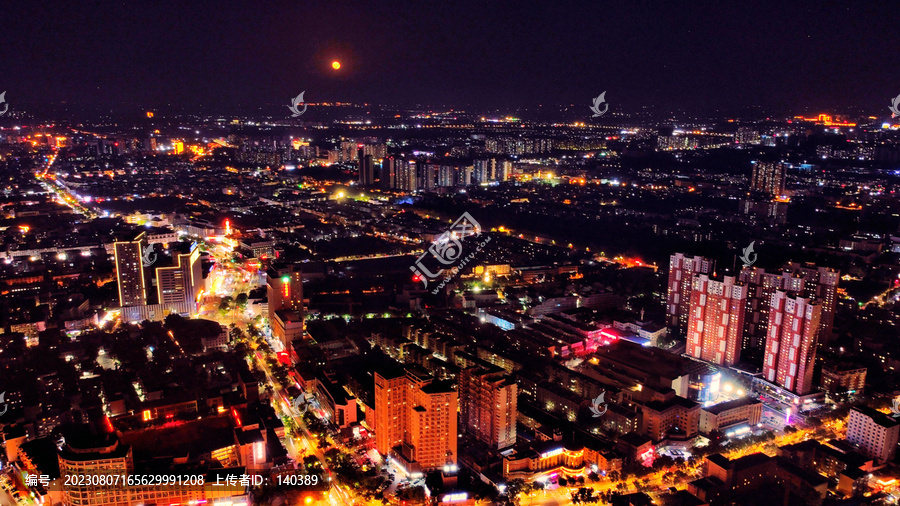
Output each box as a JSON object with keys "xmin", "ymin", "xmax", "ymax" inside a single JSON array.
[
  {"xmin": 699, "ymin": 398, "xmax": 762, "ymax": 435},
  {"xmin": 846, "ymin": 406, "xmax": 900, "ymax": 464},
  {"xmin": 640, "ymin": 395, "xmax": 700, "ymax": 443},
  {"xmin": 820, "ymin": 362, "xmax": 866, "ymax": 396}
]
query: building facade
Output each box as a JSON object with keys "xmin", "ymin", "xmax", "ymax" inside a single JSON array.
[
  {"xmin": 750, "ymin": 160, "xmax": 786, "ymax": 197},
  {"xmin": 762, "ymin": 293, "xmax": 821, "ymax": 395},
  {"xmin": 373, "ymin": 367, "xmax": 458, "ymax": 471},
  {"xmin": 459, "ymin": 365, "xmax": 517, "ymax": 449},
  {"xmin": 114, "ymin": 232, "xmax": 148, "ymax": 307},
  {"xmin": 846, "ymin": 406, "xmax": 900, "ymax": 464},
  {"xmin": 686, "ymin": 274, "xmax": 747, "ymax": 366},
  {"xmin": 667, "ymin": 253, "xmax": 715, "ymax": 335}
]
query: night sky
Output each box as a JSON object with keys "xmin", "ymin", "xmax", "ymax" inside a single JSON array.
[{"xmin": 1, "ymin": 1, "xmax": 898, "ymax": 115}]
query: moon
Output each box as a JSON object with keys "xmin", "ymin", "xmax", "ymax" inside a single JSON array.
[{"xmin": 331, "ymin": 61, "xmax": 341, "ymax": 70}]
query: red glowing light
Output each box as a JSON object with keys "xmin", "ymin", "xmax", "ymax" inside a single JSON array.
[
  {"xmin": 103, "ymin": 415, "xmax": 115, "ymax": 433},
  {"xmin": 232, "ymin": 408, "xmax": 242, "ymax": 428}
]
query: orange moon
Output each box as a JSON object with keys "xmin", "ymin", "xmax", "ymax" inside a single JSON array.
[{"xmin": 331, "ymin": 61, "xmax": 341, "ymax": 70}]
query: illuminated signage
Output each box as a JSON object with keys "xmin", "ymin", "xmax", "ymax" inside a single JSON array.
[
  {"xmin": 541, "ymin": 448, "xmax": 564, "ymax": 459},
  {"xmin": 443, "ymin": 493, "xmax": 468, "ymax": 502}
]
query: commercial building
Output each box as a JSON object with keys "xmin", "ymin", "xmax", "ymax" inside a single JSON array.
[
  {"xmin": 406, "ymin": 380, "xmax": 457, "ymax": 470},
  {"xmin": 310, "ymin": 375, "xmax": 358, "ymax": 428},
  {"xmin": 846, "ymin": 406, "xmax": 900, "ymax": 464},
  {"xmin": 666, "ymin": 253, "xmax": 715, "ymax": 335},
  {"xmin": 374, "ymin": 367, "xmax": 409, "ymax": 457},
  {"xmin": 699, "ymin": 397, "xmax": 762, "ymax": 435},
  {"xmin": 459, "ymin": 364, "xmax": 517, "ymax": 450},
  {"xmin": 686, "ymin": 274, "xmax": 747, "ymax": 367},
  {"xmin": 762, "ymin": 293, "xmax": 821, "ymax": 395},
  {"xmin": 238, "ymin": 235, "xmax": 275, "ymax": 259},
  {"xmin": 639, "ymin": 395, "xmax": 700, "ymax": 443},
  {"xmin": 155, "ymin": 242, "xmax": 203, "ymax": 305},
  {"xmin": 267, "ymin": 265, "xmax": 303, "ymax": 347},
  {"xmin": 590, "ymin": 340, "xmax": 720, "ymax": 404},
  {"xmin": 56, "ymin": 428, "xmax": 248, "ymax": 506},
  {"xmin": 116, "ymin": 237, "xmax": 205, "ymax": 322},
  {"xmin": 502, "ymin": 440, "xmax": 622, "ymax": 480}
]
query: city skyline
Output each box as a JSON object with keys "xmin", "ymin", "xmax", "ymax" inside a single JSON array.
[{"xmin": 4, "ymin": 3, "xmax": 900, "ymax": 506}]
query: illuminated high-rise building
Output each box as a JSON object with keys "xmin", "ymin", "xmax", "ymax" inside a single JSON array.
[
  {"xmin": 500, "ymin": 160, "xmax": 512, "ymax": 181},
  {"xmin": 155, "ymin": 243, "xmax": 203, "ymax": 305},
  {"xmin": 360, "ymin": 143, "xmax": 387, "ymax": 159},
  {"xmin": 438, "ymin": 165, "xmax": 457, "ymax": 187},
  {"xmin": 381, "ymin": 156, "xmax": 398, "ymax": 189},
  {"xmin": 739, "ymin": 263, "xmax": 840, "ymax": 348},
  {"xmin": 785, "ymin": 262, "xmax": 839, "ymax": 343},
  {"xmin": 374, "ymin": 366, "xmax": 458, "ymax": 471},
  {"xmin": 762, "ymin": 293, "xmax": 820, "ymax": 395},
  {"xmin": 267, "ymin": 265, "xmax": 303, "ymax": 348},
  {"xmin": 406, "ymin": 379, "xmax": 457, "ymax": 470},
  {"xmin": 667, "ymin": 253, "xmax": 715, "ymax": 335},
  {"xmin": 358, "ymin": 152, "xmax": 375, "ymax": 186},
  {"xmin": 399, "ymin": 160, "xmax": 418, "ymax": 192},
  {"xmin": 738, "ymin": 267, "xmax": 788, "ymax": 351},
  {"xmin": 461, "ymin": 165, "xmax": 473, "ymax": 186},
  {"xmin": 422, "ymin": 163, "xmax": 438, "ymax": 190},
  {"xmin": 750, "ymin": 161, "xmax": 786, "ymax": 197},
  {"xmin": 114, "ymin": 232, "xmax": 148, "ymax": 307},
  {"xmin": 686, "ymin": 274, "xmax": 747, "ymax": 367},
  {"xmin": 474, "ymin": 159, "xmax": 491, "ymax": 184},
  {"xmin": 339, "ymin": 140, "xmax": 357, "ymax": 162},
  {"xmin": 459, "ymin": 365, "xmax": 517, "ymax": 449},
  {"xmin": 374, "ymin": 368, "xmax": 409, "ymax": 457}
]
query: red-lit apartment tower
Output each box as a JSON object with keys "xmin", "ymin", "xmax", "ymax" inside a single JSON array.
[
  {"xmin": 785, "ymin": 262, "xmax": 839, "ymax": 343},
  {"xmin": 686, "ymin": 274, "xmax": 747, "ymax": 366},
  {"xmin": 739, "ymin": 263, "xmax": 839, "ymax": 350},
  {"xmin": 667, "ymin": 253, "xmax": 715, "ymax": 336},
  {"xmin": 762, "ymin": 292, "xmax": 821, "ymax": 395}
]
